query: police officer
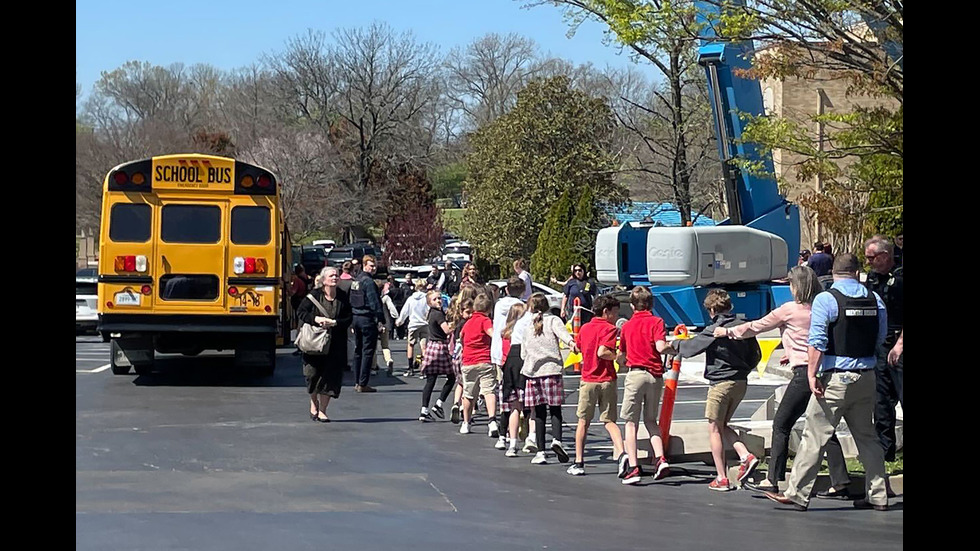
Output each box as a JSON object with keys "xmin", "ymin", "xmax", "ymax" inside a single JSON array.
[
  {"xmin": 561, "ymin": 263, "xmax": 596, "ymax": 324},
  {"xmin": 349, "ymin": 255, "xmax": 384, "ymax": 393},
  {"xmin": 765, "ymin": 253, "xmax": 889, "ymax": 511},
  {"xmin": 864, "ymin": 235, "xmax": 904, "ymax": 461}
]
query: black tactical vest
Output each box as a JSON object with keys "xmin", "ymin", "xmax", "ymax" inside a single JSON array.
[
  {"xmin": 349, "ymin": 276, "xmax": 366, "ymax": 309},
  {"xmin": 825, "ymin": 289, "xmax": 879, "ymax": 358}
]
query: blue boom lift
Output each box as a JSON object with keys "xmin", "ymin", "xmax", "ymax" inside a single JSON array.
[{"xmin": 595, "ymin": 0, "xmax": 800, "ymax": 327}]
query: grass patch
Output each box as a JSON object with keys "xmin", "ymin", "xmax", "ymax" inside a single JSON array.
[
  {"xmin": 757, "ymin": 449, "xmax": 902, "ymax": 476},
  {"xmin": 441, "ymin": 208, "xmax": 467, "ymax": 237}
]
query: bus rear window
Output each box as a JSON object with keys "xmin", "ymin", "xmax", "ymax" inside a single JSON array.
[
  {"xmin": 109, "ymin": 204, "xmax": 151, "ymax": 242},
  {"xmin": 159, "ymin": 274, "xmax": 219, "ymax": 301},
  {"xmin": 231, "ymin": 206, "xmax": 271, "ymax": 245},
  {"xmin": 161, "ymin": 205, "xmax": 221, "ymax": 243}
]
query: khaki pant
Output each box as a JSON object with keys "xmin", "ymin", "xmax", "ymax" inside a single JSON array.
[
  {"xmin": 705, "ymin": 380, "xmax": 748, "ymax": 423},
  {"xmin": 461, "ymin": 363, "xmax": 496, "ymax": 400},
  {"xmin": 620, "ymin": 370, "xmax": 663, "ymax": 426},
  {"xmin": 784, "ymin": 371, "xmax": 888, "ymax": 507},
  {"xmin": 577, "ymin": 381, "xmax": 618, "ymax": 423}
]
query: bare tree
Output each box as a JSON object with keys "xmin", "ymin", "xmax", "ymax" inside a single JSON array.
[
  {"xmin": 445, "ymin": 33, "xmax": 546, "ymax": 129},
  {"xmin": 534, "ymin": 0, "xmax": 713, "ymax": 224}
]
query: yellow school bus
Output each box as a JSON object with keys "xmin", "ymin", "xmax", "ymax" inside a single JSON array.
[{"xmin": 97, "ymin": 154, "xmax": 292, "ymax": 376}]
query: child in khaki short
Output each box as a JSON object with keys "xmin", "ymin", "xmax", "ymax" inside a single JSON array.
[
  {"xmin": 458, "ymin": 294, "xmax": 498, "ymax": 436},
  {"xmin": 566, "ymin": 294, "xmax": 625, "ymax": 476},
  {"xmin": 669, "ymin": 289, "xmax": 762, "ymax": 491},
  {"xmin": 617, "ymin": 287, "xmax": 671, "ymax": 485}
]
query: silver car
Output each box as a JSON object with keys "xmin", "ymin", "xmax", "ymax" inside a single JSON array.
[{"xmin": 488, "ymin": 279, "xmax": 563, "ymax": 315}]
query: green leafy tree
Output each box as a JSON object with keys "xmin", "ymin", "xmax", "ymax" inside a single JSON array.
[
  {"xmin": 464, "ymin": 76, "xmax": 625, "ymax": 265},
  {"xmin": 533, "ymin": 0, "xmax": 711, "ymax": 225},
  {"xmin": 532, "ymin": 189, "xmax": 576, "ymax": 284},
  {"xmin": 708, "ymin": 0, "xmax": 903, "ymax": 250}
]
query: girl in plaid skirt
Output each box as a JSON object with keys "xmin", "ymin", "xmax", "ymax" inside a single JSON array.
[
  {"xmin": 497, "ymin": 303, "xmax": 527, "ymax": 457},
  {"xmin": 419, "ymin": 291, "xmax": 455, "ymax": 422},
  {"xmin": 521, "ymin": 293, "xmax": 579, "ymax": 464}
]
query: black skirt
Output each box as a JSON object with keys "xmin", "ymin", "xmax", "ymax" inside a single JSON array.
[
  {"xmin": 303, "ymin": 325, "xmax": 349, "ymax": 396},
  {"xmin": 501, "ymin": 344, "xmax": 524, "ymax": 399}
]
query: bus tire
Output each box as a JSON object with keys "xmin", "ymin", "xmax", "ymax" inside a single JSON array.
[
  {"xmin": 256, "ymin": 359, "xmax": 276, "ymax": 377},
  {"xmin": 109, "ymin": 340, "xmax": 131, "ymax": 375},
  {"xmin": 134, "ymin": 363, "xmax": 153, "ymax": 376}
]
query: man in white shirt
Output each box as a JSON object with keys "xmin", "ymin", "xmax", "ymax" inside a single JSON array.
[{"xmin": 514, "ymin": 258, "xmax": 533, "ymax": 302}]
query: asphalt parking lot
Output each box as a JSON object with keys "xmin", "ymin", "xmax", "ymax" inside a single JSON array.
[{"xmin": 76, "ymin": 335, "xmax": 903, "ymax": 550}]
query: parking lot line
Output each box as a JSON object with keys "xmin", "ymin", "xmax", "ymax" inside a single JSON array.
[{"xmin": 76, "ymin": 364, "xmax": 111, "ymax": 374}]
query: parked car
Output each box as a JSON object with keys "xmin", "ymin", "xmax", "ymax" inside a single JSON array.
[
  {"xmin": 311, "ymin": 239, "xmax": 336, "ymax": 252},
  {"xmin": 327, "ymin": 244, "xmax": 386, "ymax": 275},
  {"xmin": 389, "ymin": 264, "xmax": 434, "ymax": 281},
  {"xmin": 442, "ymin": 241, "xmax": 472, "ymax": 263},
  {"xmin": 488, "ymin": 279, "xmax": 563, "ymax": 315},
  {"xmin": 300, "ymin": 245, "xmax": 328, "ymax": 276},
  {"xmin": 76, "ymin": 275, "xmax": 99, "ymax": 334}
]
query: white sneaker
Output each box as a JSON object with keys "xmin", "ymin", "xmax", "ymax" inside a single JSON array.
[
  {"xmin": 459, "ymin": 422, "xmax": 471, "ymax": 435},
  {"xmin": 530, "ymin": 452, "xmax": 548, "ymax": 465},
  {"xmin": 494, "ymin": 436, "xmax": 507, "ymax": 450},
  {"xmin": 505, "ymin": 447, "xmax": 518, "ymax": 458},
  {"xmin": 522, "ymin": 437, "xmax": 538, "ymax": 454},
  {"xmin": 566, "ymin": 463, "xmax": 586, "ymax": 476},
  {"xmin": 488, "ymin": 420, "xmax": 499, "ymax": 438}
]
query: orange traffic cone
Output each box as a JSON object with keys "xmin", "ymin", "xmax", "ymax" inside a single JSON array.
[
  {"xmin": 659, "ymin": 324, "xmax": 689, "ymax": 456},
  {"xmin": 572, "ymin": 297, "xmax": 582, "ymax": 373}
]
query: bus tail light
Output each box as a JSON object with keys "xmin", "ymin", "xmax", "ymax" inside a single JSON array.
[
  {"xmin": 264, "ymin": 305, "xmax": 272, "ymax": 312},
  {"xmin": 106, "ymin": 301, "xmax": 114, "ymax": 308},
  {"xmin": 228, "ymin": 286, "xmax": 239, "ymax": 297},
  {"xmin": 108, "ymin": 159, "xmax": 152, "ymax": 192},
  {"xmin": 114, "ymin": 255, "xmax": 147, "ymax": 272},
  {"xmin": 140, "ymin": 285, "xmax": 152, "ymax": 295},
  {"xmin": 234, "ymin": 257, "xmax": 266, "ymax": 274}
]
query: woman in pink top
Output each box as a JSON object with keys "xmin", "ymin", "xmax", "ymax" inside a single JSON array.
[{"xmin": 714, "ymin": 266, "xmax": 851, "ymax": 495}]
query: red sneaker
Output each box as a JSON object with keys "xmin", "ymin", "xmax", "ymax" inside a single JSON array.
[
  {"xmin": 653, "ymin": 456, "xmax": 671, "ymax": 481},
  {"xmin": 737, "ymin": 453, "xmax": 759, "ymax": 483},
  {"xmin": 622, "ymin": 466, "xmax": 642, "ymax": 485},
  {"xmin": 708, "ymin": 477, "xmax": 733, "ymax": 491}
]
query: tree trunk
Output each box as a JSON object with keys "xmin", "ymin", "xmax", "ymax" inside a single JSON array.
[{"xmin": 669, "ymin": 48, "xmax": 692, "ymax": 225}]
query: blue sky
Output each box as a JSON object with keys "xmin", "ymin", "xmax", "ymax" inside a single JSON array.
[{"xmin": 76, "ymin": 0, "xmax": 645, "ymax": 97}]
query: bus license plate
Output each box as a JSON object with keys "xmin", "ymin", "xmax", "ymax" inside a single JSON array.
[
  {"xmin": 114, "ymin": 291, "xmax": 141, "ymax": 306},
  {"xmin": 235, "ymin": 292, "xmax": 261, "ymax": 307}
]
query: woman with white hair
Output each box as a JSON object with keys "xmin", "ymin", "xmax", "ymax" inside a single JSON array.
[{"xmin": 296, "ymin": 266, "xmax": 352, "ymax": 422}]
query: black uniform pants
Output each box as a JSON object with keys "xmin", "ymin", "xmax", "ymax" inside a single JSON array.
[
  {"xmin": 874, "ymin": 342, "xmax": 904, "ymax": 461},
  {"xmin": 352, "ymin": 315, "xmax": 378, "ymax": 387}
]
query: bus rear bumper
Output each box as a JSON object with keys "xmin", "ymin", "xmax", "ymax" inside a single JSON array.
[{"xmin": 99, "ymin": 313, "xmax": 277, "ymax": 334}]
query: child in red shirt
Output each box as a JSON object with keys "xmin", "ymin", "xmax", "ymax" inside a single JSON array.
[
  {"xmin": 567, "ymin": 294, "xmax": 626, "ymax": 476},
  {"xmin": 459, "ymin": 294, "xmax": 498, "ymax": 435},
  {"xmin": 617, "ymin": 287, "xmax": 671, "ymax": 485}
]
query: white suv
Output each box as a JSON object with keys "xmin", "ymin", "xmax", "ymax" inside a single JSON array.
[{"xmin": 75, "ymin": 275, "xmax": 99, "ymax": 334}]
